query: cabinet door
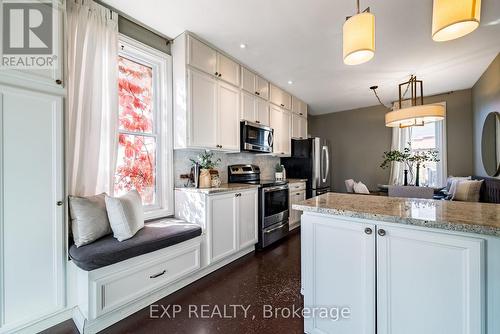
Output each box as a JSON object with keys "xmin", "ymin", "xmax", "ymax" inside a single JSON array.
[
  {"xmin": 281, "ymin": 110, "xmax": 292, "ymax": 155},
  {"xmin": 270, "ymin": 104, "xmax": 282, "ymax": 153},
  {"xmin": 217, "ymin": 53, "xmax": 240, "ymax": 86},
  {"xmin": 302, "ymin": 215, "xmax": 376, "ymax": 334},
  {"xmin": 291, "ymin": 113, "xmax": 301, "ymax": 139},
  {"xmin": 209, "ymin": 193, "xmax": 237, "ymax": 263},
  {"xmin": 188, "ymin": 69, "xmax": 217, "ymax": 148},
  {"xmin": 299, "ymin": 100, "xmax": 308, "ymax": 117},
  {"xmin": 0, "ymin": 86, "xmax": 64, "ymax": 326},
  {"xmin": 292, "ymin": 96, "xmax": 301, "ymax": 114},
  {"xmin": 238, "ymin": 191, "xmax": 258, "ymax": 249},
  {"xmin": 241, "ymin": 67, "xmax": 255, "ymax": 94},
  {"xmin": 217, "ymin": 81, "xmax": 240, "ymax": 151},
  {"xmin": 187, "ymin": 36, "xmax": 217, "ymax": 75},
  {"xmin": 270, "ymin": 84, "xmax": 282, "ymax": 107},
  {"xmin": 289, "ymin": 190, "xmax": 305, "ymax": 226},
  {"xmin": 240, "ymin": 91, "xmax": 256, "ymax": 122},
  {"xmin": 256, "ymin": 98, "xmax": 270, "ymax": 126},
  {"xmin": 299, "ymin": 115, "xmax": 308, "ymax": 139},
  {"xmin": 255, "ymin": 75, "xmax": 269, "ymax": 100},
  {"xmin": 377, "ymin": 226, "xmax": 484, "ymax": 334}
]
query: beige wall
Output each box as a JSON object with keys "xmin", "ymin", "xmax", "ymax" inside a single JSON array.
[
  {"xmin": 309, "ymin": 89, "xmax": 474, "ymax": 192},
  {"xmin": 472, "ymin": 53, "xmax": 500, "ymax": 177}
]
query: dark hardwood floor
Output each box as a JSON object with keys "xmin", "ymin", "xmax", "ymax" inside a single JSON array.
[{"xmin": 45, "ymin": 231, "xmax": 303, "ymax": 334}]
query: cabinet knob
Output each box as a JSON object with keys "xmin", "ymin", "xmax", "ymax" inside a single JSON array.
[
  {"xmin": 299, "ymin": 112, "xmax": 303, "ymax": 116},
  {"xmin": 255, "ymin": 91, "xmax": 260, "ymax": 95},
  {"xmin": 378, "ymin": 229, "xmax": 386, "ymax": 237},
  {"xmin": 255, "ymin": 120, "xmax": 260, "ymax": 124},
  {"xmin": 55, "ymin": 79, "xmax": 62, "ymax": 85},
  {"xmin": 215, "ymin": 72, "xmax": 219, "ymax": 76},
  {"xmin": 364, "ymin": 227, "xmax": 373, "ymax": 235},
  {"xmin": 57, "ymin": 201, "xmax": 63, "ymax": 206},
  {"xmin": 281, "ymin": 104, "xmax": 285, "ymax": 107},
  {"xmin": 218, "ymin": 73, "xmax": 222, "ymax": 77},
  {"xmin": 296, "ymin": 193, "xmax": 301, "ymax": 195}
]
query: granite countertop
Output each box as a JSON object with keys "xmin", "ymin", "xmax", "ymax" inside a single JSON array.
[
  {"xmin": 287, "ymin": 178, "xmax": 308, "ymax": 183},
  {"xmin": 293, "ymin": 193, "xmax": 500, "ymax": 237},
  {"xmin": 175, "ymin": 183, "xmax": 260, "ymax": 194}
]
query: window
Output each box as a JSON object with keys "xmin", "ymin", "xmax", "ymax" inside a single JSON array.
[
  {"xmin": 114, "ymin": 35, "xmax": 173, "ymax": 218},
  {"xmin": 408, "ymin": 109, "xmax": 447, "ymax": 187}
]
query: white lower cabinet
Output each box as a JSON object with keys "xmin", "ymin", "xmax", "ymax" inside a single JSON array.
[
  {"xmin": 0, "ymin": 85, "xmax": 65, "ymax": 331},
  {"xmin": 289, "ymin": 182, "xmax": 306, "ymax": 230},
  {"xmin": 175, "ymin": 188, "xmax": 258, "ymax": 267},
  {"xmin": 302, "ymin": 214, "xmax": 484, "ymax": 334},
  {"xmin": 208, "ymin": 192, "xmax": 238, "ymax": 262}
]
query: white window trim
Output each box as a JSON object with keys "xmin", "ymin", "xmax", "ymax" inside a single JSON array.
[
  {"xmin": 118, "ymin": 34, "xmax": 173, "ymax": 219},
  {"xmin": 435, "ymin": 102, "xmax": 447, "ymax": 188}
]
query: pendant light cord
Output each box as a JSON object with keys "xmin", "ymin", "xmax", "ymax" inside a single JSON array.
[{"xmin": 356, "ymin": 0, "xmax": 360, "ymax": 14}]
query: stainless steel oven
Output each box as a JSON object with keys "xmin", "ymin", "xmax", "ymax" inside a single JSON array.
[
  {"xmin": 240, "ymin": 121, "xmax": 273, "ymax": 153},
  {"xmin": 260, "ymin": 184, "xmax": 289, "ymax": 248}
]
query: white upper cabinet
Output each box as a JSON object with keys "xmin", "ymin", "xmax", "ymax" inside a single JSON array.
[
  {"xmin": 256, "ymin": 98, "xmax": 270, "ymax": 126},
  {"xmin": 241, "ymin": 67, "xmax": 269, "ymax": 100},
  {"xmin": 255, "ymin": 75, "xmax": 269, "ymax": 100},
  {"xmin": 270, "ymin": 104, "xmax": 291, "ymax": 156},
  {"xmin": 241, "ymin": 67, "xmax": 256, "ymax": 94},
  {"xmin": 187, "ymin": 35, "xmax": 239, "ymax": 86},
  {"xmin": 292, "ymin": 96, "xmax": 308, "ymax": 116},
  {"xmin": 216, "ymin": 53, "xmax": 240, "ymax": 86},
  {"xmin": 187, "ymin": 35, "xmax": 217, "ymax": 75},
  {"xmin": 187, "ymin": 69, "xmax": 218, "ymax": 149},
  {"xmin": 217, "ymin": 81, "xmax": 240, "ymax": 151},
  {"xmin": 292, "ymin": 113, "xmax": 307, "ymax": 139},
  {"xmin": 241, "ymin": 91, "xmax": 270, "ymax": 126},
  {"xmin": 270, "ymin": 83, "xmax": 291, "ymax": 110}
]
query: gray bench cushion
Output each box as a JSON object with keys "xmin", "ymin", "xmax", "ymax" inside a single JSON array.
[{"xmin": 69, "ymin": 219, "xmax": 202, "ymax": 271}]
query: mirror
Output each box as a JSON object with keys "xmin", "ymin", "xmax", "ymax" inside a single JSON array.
[{"xmin": 481, "ymin": 111, "xmax": 500, "ymax": 177}]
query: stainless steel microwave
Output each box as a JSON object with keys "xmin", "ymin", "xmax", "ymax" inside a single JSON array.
[{"xmin": 240, "ymin": 121, "xmax": 274, "ymax": 153}]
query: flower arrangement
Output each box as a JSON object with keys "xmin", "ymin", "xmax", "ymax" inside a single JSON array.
[
  {"xmin": 380, "ymin": 145, "xmax": 439, "ymax": 186},
  {"xmin": 190, "ymin": 150, "xmax": 221, "ymax": 170}
]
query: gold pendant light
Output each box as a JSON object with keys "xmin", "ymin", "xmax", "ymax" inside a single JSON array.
[
  {"xmin": 343, "ymin": 0, "xmax": 375, "ymax": 65},
  {"xmin": 432, "ymin": 0, "xmax": 481, "ymax": 42},
  {"xmin": 385, "ymin": 76, "xmax": 446, "ymax": 128}
]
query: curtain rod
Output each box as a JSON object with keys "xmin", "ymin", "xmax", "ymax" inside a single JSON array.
[{"xmin": 94, "ymin": 0, "xmax": 173, "ymax": 43}]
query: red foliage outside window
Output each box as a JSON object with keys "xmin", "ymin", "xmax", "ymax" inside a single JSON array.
[{"xmin": 115, "ymin": 56, "xmax": 156, "ymax": 205}]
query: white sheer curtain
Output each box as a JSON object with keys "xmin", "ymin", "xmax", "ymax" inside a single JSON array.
[
  {"xmin": 67, "ymin": 0, "xmax": 118, "ymax": 196},
  {"xmin": 388, "ymin": 100, "xmax": 412, "ymax": 185}
]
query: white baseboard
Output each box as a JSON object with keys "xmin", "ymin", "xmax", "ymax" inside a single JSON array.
[
  {"xmin": 75, "ymin": 246, "xmax": 255, "ymax": 334},
  {"xmin": 0, "ymin": 308, "xmax": 72, "ymax": 334}
]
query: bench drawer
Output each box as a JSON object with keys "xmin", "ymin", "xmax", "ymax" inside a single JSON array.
[{"xmin": 94, "ymin": 242, "xmax": 200, "ymax": 317}]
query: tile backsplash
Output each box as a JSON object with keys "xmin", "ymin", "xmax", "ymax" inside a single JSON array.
[{"xmin": 174, "ymin": 150, "xmax": 280, "ymax": 187}]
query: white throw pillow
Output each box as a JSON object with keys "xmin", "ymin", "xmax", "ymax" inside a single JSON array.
[
  {"xmin": 69, "ymin": 193, "xmax": 112, "ymax": 247},
  {"xmin": 345, "ymin": 179, "xmax": 355, "ymax": 193},
  {"xmin": 105, "ymin": 190, "xmax": 144, "ymax": 241},
  {"xmin": 452, "ymin": 180, "xmax": 483, "ymax": 202},
  {"xmin": 447, "ymin": 176, "xmax": 471, "ymax": 193},
  {"xmin": 353, "ymin": 182, "xmax": 370, "ymax": 194}
]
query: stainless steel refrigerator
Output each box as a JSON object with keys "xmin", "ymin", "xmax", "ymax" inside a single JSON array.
[{"xmin": 281, "ymin": 137, "xmax": 331, "ymax": 198}]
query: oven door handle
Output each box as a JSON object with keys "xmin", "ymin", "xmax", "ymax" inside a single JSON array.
[
  {"xmin": 263, "ymin": 185, "xmax": 288, "ymax": 192},
  {"xmin": 264, "ymin": 222, "xmax": 288, "ymax": 234}
]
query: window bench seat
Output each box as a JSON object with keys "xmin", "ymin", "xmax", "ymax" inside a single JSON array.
[
  {"xmin": 69, "ymin": 219, "xmax": 204, "ymax": 334},
  {"xmin": 69, "ymin": 219, "xmax": 202, "ymax": 271}
]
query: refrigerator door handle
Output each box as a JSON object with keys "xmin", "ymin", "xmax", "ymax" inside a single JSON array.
[{"xmin": 323, "ymin": 145, "xmax": 329, "ymax": 183}]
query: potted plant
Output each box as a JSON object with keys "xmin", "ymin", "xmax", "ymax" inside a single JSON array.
[
  {"xmin": 275, "ymin": 163, "xmax": 284, "ymax": 181},
  {"xmin": 190, "ymin": 150, "xmax": 221, "ymax": 188}
]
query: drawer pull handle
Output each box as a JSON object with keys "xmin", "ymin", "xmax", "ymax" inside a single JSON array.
[
  {"xmin": 296, "ymin": 192, "xmax": 301, "ymax": 195},
  {"xmin": 150, "ymin": 270, "xmax": 166, "ymax": 279}
]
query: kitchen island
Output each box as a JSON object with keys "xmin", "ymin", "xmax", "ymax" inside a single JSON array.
[{"xmin": 294, "ymin": 193, "xmax": 500, "ymax": 334}]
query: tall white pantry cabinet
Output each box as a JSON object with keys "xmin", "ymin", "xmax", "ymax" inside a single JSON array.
[{"xmin": 0, "ymin": 1, "xmax": 67, "ymax": 333}]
